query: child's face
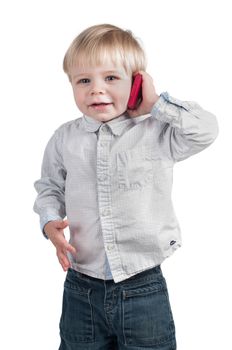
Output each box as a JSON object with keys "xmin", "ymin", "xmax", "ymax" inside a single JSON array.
[{"xmin": 70, "ymin": 62, "xmax": 132, "ymax": 122}]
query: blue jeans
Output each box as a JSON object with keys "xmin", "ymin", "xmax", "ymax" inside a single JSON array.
[{"xmin": 59, "ymin": 266, "xmax": 176, "ymax": 349}]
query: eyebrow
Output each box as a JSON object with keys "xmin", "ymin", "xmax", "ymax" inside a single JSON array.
[{"xmin": 73, "ymin": 70, "xmax": 123, "ymax": 79}]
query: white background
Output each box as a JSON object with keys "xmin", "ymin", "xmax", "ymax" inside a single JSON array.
[{"xmin": 0, "ymin": 0, "xmax": 231, "ymax": 349}]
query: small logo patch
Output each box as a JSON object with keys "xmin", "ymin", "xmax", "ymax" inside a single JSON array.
[{"xmin": 170, "ymin": 240, "xmax": 176, "ymax": 246}]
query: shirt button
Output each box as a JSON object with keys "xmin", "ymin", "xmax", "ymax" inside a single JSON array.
[
  {"xmin": 102, "ymin": 209, "xmax": 109, "ymax": 216},
  {"xmin": 98, "ymin": 174, "xmax": 107, "ymax": 182},
  {"xmin": 101, "ymin": 125, "xmax": 108, "ymax": 133},
  {"xmin": 100, "ymin": 142, "xmax": 108, "ymax": 148},
  {"xmin": 107, "ymin": 244, "xmax": 114, "ymax": 251}
]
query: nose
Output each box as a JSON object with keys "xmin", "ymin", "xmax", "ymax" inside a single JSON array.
[{"xmin": 90, "ymin": 80, "xmax": 105, "ymax": 95}]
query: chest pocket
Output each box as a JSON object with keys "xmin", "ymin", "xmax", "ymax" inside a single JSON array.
[{"xmin": 116, "ymin": 146, "xmax": 170, "ymax": 191}]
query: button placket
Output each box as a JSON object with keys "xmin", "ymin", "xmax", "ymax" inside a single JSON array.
[{"xmin": 97, "ymin": 126, "xmax": 116, "ymax": 262}]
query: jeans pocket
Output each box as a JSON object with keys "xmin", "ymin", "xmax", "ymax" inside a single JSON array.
[
  {"xmin": 59, "ymin": 275, "xmax": 94, "ymax": 343},
  {"xmin": 122, "ymin": 280, "xmax": 175, "ymax": 347}
]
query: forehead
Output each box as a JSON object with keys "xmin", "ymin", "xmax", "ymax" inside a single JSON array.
[{"xmin": 70, "ymin": 61, "xmax": 129, "ymax": 78}]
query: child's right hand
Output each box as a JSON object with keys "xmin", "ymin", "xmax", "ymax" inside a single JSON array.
[{"xmin": 44, "ymin": 220, "xmax": 76, "ymax": 271}]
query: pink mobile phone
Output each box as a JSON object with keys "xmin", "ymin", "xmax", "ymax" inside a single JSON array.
[{"xmin": 127, "ymin": 74, "xmax": 143, "ymax": 110}]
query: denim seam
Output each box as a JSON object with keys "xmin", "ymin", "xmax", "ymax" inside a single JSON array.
[
  {"xmin": 87, "ymin": 289, "xmax": 95, "ymax": 342},
  {"xmin": 122, "ymin": 290, "xmax": 127, "ymax": 346}
]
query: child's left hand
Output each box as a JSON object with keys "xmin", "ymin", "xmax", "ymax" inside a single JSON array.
[{"xmin": 127, "ymin": 71, "xmax": 160, "ymax": 118}]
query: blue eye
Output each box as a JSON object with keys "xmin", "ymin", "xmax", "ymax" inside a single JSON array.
[
  {"xmin": 78, "ymin": 78, "xmax": 90, "ymax": 84},
  {"xmin": 106, "ymin": 76, "xmax": 117, "ymax": 81}
]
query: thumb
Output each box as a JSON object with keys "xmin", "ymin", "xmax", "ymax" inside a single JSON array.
[{"xmin": 56, "ymin": 220, "xmax": 69, "ymax": 229}]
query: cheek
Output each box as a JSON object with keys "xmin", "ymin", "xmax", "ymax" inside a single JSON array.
[
  {"xmin": 122, "ymin": 91, "xmax": 131, "ymax": 106},
  {"xmin": 117, "ymin": 85, "xmax": 131, "ymax": 105},
  {"xmin": 73, "ymin": 89, "xmax": 84, "ymax": 106}
]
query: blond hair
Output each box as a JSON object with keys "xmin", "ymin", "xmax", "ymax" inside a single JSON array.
[{"xmin": 63, "ymin": 24, "xmax": 146, "ymax": 79}]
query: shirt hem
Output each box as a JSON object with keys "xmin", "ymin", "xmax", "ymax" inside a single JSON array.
[{"xmin": 70, "ymin": 261, "xmax": 166, "ymax": 283}]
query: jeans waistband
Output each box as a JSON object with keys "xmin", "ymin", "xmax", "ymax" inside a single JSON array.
[{"xmin": 69, "ymin": 265, "xmax": 162, "ymax": 286}]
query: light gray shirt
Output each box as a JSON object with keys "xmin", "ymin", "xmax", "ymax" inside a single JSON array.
[{"xmin": 33, "ymin": 92, "xmax": 218, "ymax": 283}]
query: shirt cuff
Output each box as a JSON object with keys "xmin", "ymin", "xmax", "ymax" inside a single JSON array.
[
  {"xmin": 40, "ymin": 215, "xmax": 63, "ymax": 239},
  {"xmin": 151, "ymin": 92, "xmax": 188, "ymax": 126}
]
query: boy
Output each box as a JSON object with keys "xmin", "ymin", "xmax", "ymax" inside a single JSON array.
[{"xmin": 33, "ymin": 24, "xmax": 218, "ymax": 349}]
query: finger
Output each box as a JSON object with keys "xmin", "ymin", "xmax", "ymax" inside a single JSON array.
[
  {"xmin": 62, "ymin": 219, "xmax": 69, "ymax": 227},
  {"xmin": 132, "ymin": 70, "xmax": 145, "ymax": 77},
  {"xmin": 66, "ymin": 243, "xmax": 76, "ymax": 255},
  {"xmin": 58, "ymin": 256, "xmax": 67, "ymax": 271},
  {"xmin": 57, "ymin": 251, "xmax": 70, "ymax": 270},
  {"xmin": 60, "ymin": 261, "xmax": 70, "ymax": 272},
  {"xmin": 127, "ymin": 108, "xmax": 143, "ymax": 118}
]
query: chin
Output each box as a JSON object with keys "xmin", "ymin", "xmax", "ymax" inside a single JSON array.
[{"xmin": 99, "ymin": 115, "xmax": 118, "ymax": 122}]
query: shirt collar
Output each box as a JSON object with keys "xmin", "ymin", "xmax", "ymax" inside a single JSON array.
[{"xmin": 81, "ymin": 113, "xmax": 151, "ymax": 136}]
